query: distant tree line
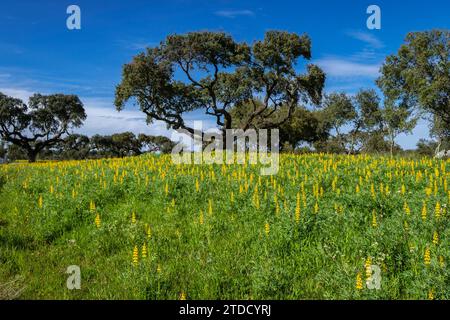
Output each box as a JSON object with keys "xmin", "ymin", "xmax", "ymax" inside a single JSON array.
[
  {"xmin": 1, "ymin": 132, "xmax": 174, "ymax": 162},
  {"xmin": 0, "ymin": 29, "xmax": 448, "ymax": 162}
]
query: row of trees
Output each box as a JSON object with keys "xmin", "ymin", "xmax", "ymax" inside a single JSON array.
[
  {"xmin": 114, "ymin": 29, "xmax": 449, "ymax": 157},
  {"xmin": 1, "ymin": 132, "xmax": 175, "ymax": 162},
  {"xmin": 0, "ymin": 29, "xmax": 448, "ymax": 162}
]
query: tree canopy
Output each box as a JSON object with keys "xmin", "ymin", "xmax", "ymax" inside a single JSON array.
[
  {"xmin": 115, "ymin": 31, "xmax": 325, "ymax": 142},
  {"xmin": 0, "ymin": 93, "xmax": 86, "ymax": 162}
]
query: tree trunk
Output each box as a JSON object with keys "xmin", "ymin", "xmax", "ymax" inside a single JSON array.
[{"xmin": 27, "ymin": 150, "xmax": 38, "ymax": 163}]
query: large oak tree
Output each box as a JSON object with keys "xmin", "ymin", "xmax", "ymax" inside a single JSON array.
[{"xmin": 115, "ymin": 31, "xmax": 325, "ymax": 147}]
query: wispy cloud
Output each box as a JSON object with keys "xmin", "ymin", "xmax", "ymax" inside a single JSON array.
[
  {"xmin": 316, "ymin": 56, "xmax": 381, "ymax": 78},
  {"xmin": 214, "ymin": 9, "xmax": 255, "ymax": 18},
  {"xmin": 116, "ymin": 39, "xmax": 158, "ymax": 51},
  {"xmin": 346, "ymin": 30, "xmax": 384, "ymax": 49}
]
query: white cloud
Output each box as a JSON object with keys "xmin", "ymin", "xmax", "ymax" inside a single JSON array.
[
  {"xmin": 316, "ymin": 57, "xmax": 381, "ymax": 78},
  {"xmin": 0, "ymin": 87, "xmax": 35, "ymax": 102},
  {"xmin": 214, "ymin": 9, "xmax": 255, "ymax": 18},
  {"xmin": 346, "ymin": 31, "xmax": 384, "ymax": 49}
]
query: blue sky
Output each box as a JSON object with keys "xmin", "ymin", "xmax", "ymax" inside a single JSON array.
[{"xmin": 0, "ymin": 0, "xmax": 449, "ymax": 149}]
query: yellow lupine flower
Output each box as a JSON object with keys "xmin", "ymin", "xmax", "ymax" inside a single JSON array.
[
  {"xmin": 356, "ymin": 273, "xmax": 364, "ymax": 290},
  {"xmin": 314, "ymin": 202, "xmax": 319, "ymax": 214},
  {"xmin": 295, "ymin": 193, "xmax": 301, "ymax": 223},
  {"xmin": 372, "ymin": 210, "xmax": 377, "ymax": 228},
  {"xmin": 421, "ymin": 202, "xmax": 427, "ymax": 221},
  {"xmin": 38, "ymin": 195, "xmax": 43, "ymax": 208},
  {"xmin": 199, "ymin": 210, "xmax": 204, "ymax": 225},
  {"xmin": 428, "ymin": 289, "xmax": 434, "ymax": 300},
  {"xmin": 433, "ymin": 231, "xmax": 439, "ymax": 245},
  {"xmin": 424, "ymin": 248, "xmax": 431, "ymax": 266},
  {"xmin": 435, "ymin": 202, "xmax": 441, "ymax": 219},
  {"xmin": 365, "ymin": 257, "xmax": 372, "ymax": 280},
  {"xmin": 132, "ymin": 245, "xmax": 139, "ymax": 266},
  {"xmin": 403, "ymin": 202, "xmax": 410, "ymax": 215},
  {"xmin": 264, "ymin": 222, "xmax": 270, "ymax": 236},
  {"xmin": 142, "ymin": 243, "xmax": 148, "ymax": 259},
  {"xmin": 95, "ymin": 213, "xmax": 101, "ymax": 228},
  {"xmin": 89, "ymin": 200, "xmax": 96, "ymax": 213}
]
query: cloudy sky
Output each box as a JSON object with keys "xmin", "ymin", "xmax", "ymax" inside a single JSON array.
[{"xmin": 0, "ymin": 0, "xmax": 448, "ymax": 148}]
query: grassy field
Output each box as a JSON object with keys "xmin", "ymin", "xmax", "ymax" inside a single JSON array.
[{"xmin": 0, "ymin": 154, "xmax": 449, "ymax": 300}]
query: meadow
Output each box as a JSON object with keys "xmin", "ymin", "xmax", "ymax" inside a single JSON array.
[{"xmin": 0, "ymin": 153, "xmax": 449, "ymax": 300}]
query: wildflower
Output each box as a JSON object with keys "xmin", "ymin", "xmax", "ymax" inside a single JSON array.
[
  {"xmin": 38, "ymin": 195, "xmax": 43, "ymax": 208},
  {"xmin": 95, "ymin": 213, "xmax": 101, "ymax": 228},
  {"xmin": 428, "ymin": 289, "xmax": 434, "ymax": 300},
  {"xmin": 365, "ymin": 257, "xmax": 372, "ymax": 280},
  {"xmin": 146, "ymin": 225, "xmax": 152, "ymax": 239},
  {"xmin": 435, "ymin": 202, "xmax": 441, "ymax": 219},
  {"xmin": 424, "ymin": 247, "xmax": 431, "ymax": 266},
  {"xmin": 295, "ymin": 193, "xmax": 301, "ymax": 223},
  {"xmin": 131, "ymin": 211, "xmax": 137, "ymax": 224},
  {"xmin": 199, "ymin": 210, "xmax": 204, "ymax": 225},
  {"xmin": 433, "ymin": 231, "xmax": 439, "ymax": 245},
  {"xmin": 403, "ymin": 202, "xmax": 410, "ymax": 215},
  {"xmin": 156, "ymin": 264, "xmax": 162, "ymax": 274},
  {"xmin": 264, "ymin": 222, "xmax": 270, "ymax": 236},
  {"xmin": 208, "ymin": 199, "xmax": 213, "ymax": 216},
  {"xmin": 439, "ymin": 256, "xmax": 444, "ymax": 268},
  {"xmin": 356, "ymin": 273, "xmax": 364, "ymax": 290},
  {"xmin": 401, "ymin": 184, "xmax": 406, "ymax": 195},
  {"xmin": 372, "ymin": 210, "xmax": 377, "ymax": 228},
  {"xmin": 314, "ymin": 202, "xmax": 319, "ymax": 214},
  {"xmin": 195, "ymin": 179, "xmax": 199, "ymax": 192},
  {"xmin": 421, "ymin": 202, "xmax": 427, "ymax": 221},
  {"xmin": 89, "ymin": 200, "xmax": 96, "ymax": 213},
  {"xmin": 142, "ymin": 243, "xmax": 148, "ymax": 259},
  {"xmin": 132, "ymin": 245, "xmax": 139, "ymax": 267},
  {"xmin": 180, "ymin": 292, "xmax": 187, "ymax": 300}
]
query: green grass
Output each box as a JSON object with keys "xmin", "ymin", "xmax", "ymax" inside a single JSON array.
[{"xmin": 0, "ymin": 154, "xmax": 449, "ymax": 299}]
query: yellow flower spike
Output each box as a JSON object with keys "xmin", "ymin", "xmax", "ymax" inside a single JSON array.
[
  {"xmin": 95, "ymin": 213, "xmax": 101, "ymax": 228},
  {"xmin": 401, "ymin": 184, "xmax": 406, "ymax": 195},
  {"xmin": 439, "ymin": 256, "xmax": 444, "ymax": 268},
  {"xmin": 421, "ymin": 202, "xmax": 427, "ymax": 221},
  {"xmin": 146, "ymin": 225, "xmax": 152, "ymax": 239},
  {"xmin": 365, "ymin": 257, "xmax": 372, "ymax": 280},
  {"xmin": 142, "ymin": 243, "xmax": 148, "ymax": 259},
  {"xmin": 314, "ymin": 202, "xmax": 319, "ymax": 214},
  {"xmin": 199, "ymin": 210, "xmax": 204, "ymax": 225},
  {"xmin": 195, "ymin": 179, "xmax": 199, "ymax": 192},
  {"xmin": 89, "ymin": 200, "xmax": 96, "ymax": 213},
  {"xmin": 165, "ymin": 182, "xmax": 169, "ymax": 195},
  {"xmin": 230, "ymin": 191, "xmax": 234, "ymax": 203},
  {"xmin": 295, "ymin": 193, "xmax": 301, "ymax": 223},
  {"xmin": 38, "ymin": 195, "xmax": 43, "ymax": 208},
  {"xmin": 208, "ymin": 199, "xmax": 213, "ymax": 216},
  {"xmin": 356, "ymin": 184, "xmax": 360, "ymax": 194},
  {"xmin": 435, "ymin": 202, "xmax": 441, "ymax": 219},
  {"xmin": 356, "ymin": 273, "xmax": 364, "ymax": 290},
  {"xmin": 433, "ymin": 231, "xmax": 439, "ymax": 245},
  {"xmin": 403, "ymin": 202, "xmax": 410, "ymax": 215},
  {"xmin": 428, "ymin": 289, "xmax": 434, "ymax": 300},
  {"xmin": 264, "ymin": 222, "xmax": 270, "ymax": 236},
  {"xmin": 179, "ymin": 292, "xmax": 187, "ymax": 300},
  {"xmin": 131, "ymin": 211, "xmax": 137, "ymax": 224},
  {"xmin": 132, "ymin": 245, "xmax": 139, "ymax": 267},
  {"xmin": 156, "ymin": 264, "xmax": 162, "ymax": 274},
  {"xmin": 424, "ymin": 247, "xmax": 431, "ymax": 266},
  {"xmin": 372, "ymin": 210, "xmax": 378, "ymax": 228}
]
